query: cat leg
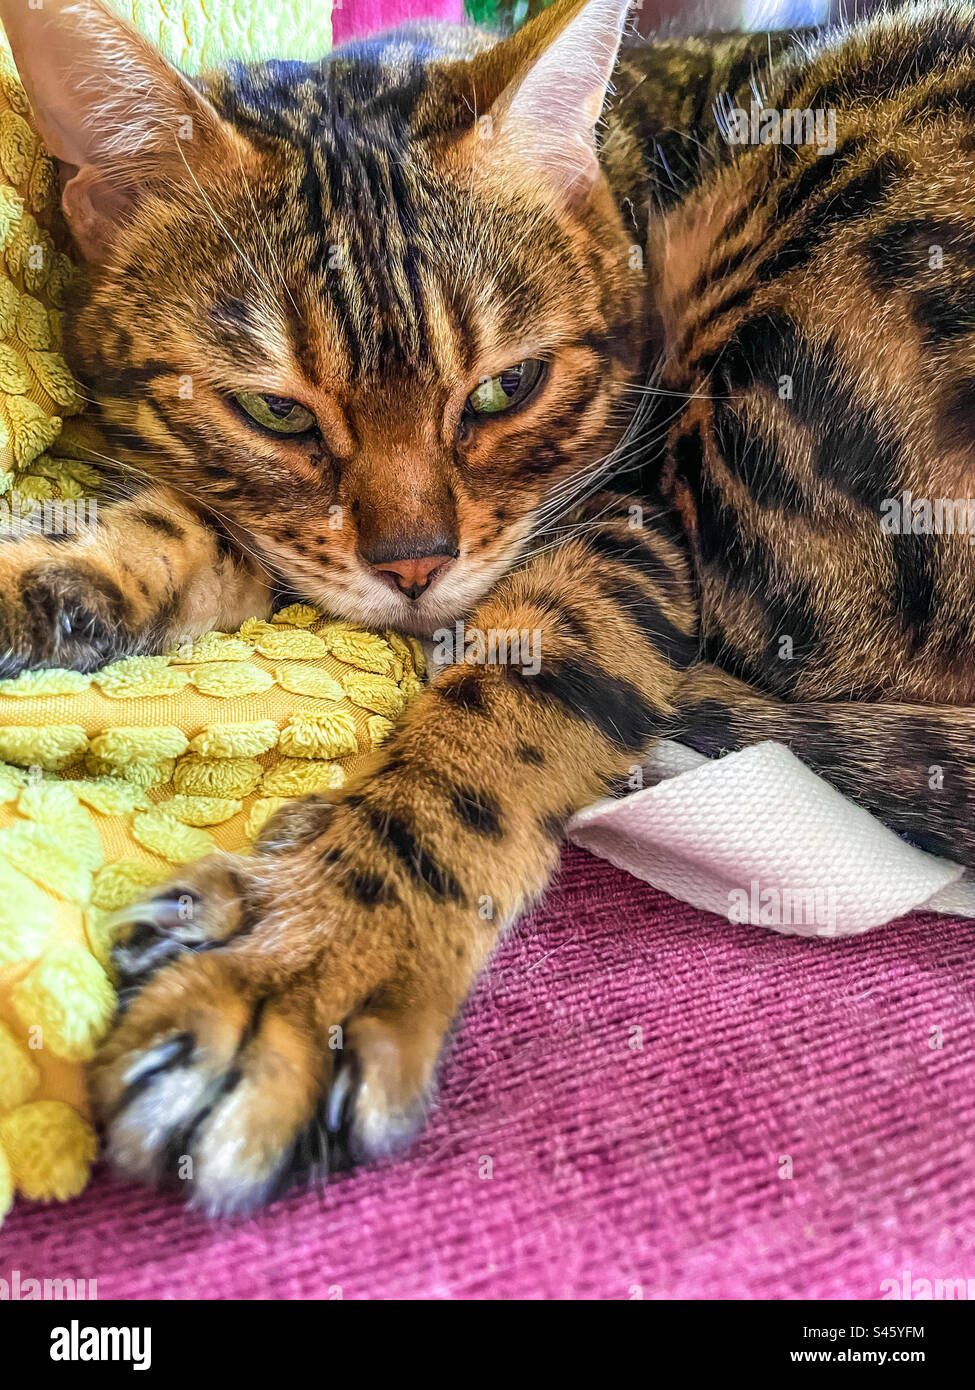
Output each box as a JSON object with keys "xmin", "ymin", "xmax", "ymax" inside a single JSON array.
[
  {"xmin": 91, "ymin": 495, "xmax": 698, "ymax": 1213},
  {"xmin": 0, "ymin": 486, "xmax": 271, "ymax": 674},
  {"xmin": 674, "ymin": 665, "xmax": 975, "ymax": 868}
]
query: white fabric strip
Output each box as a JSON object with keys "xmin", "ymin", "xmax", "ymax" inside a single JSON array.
[{"xmin": 567, "ymin": 740, "xmax": 975, "ymax": 936}]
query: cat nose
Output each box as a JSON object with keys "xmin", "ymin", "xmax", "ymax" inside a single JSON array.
[{"xmin": 365, "ymin": 549, "xmax": 455, "ymax": 600}]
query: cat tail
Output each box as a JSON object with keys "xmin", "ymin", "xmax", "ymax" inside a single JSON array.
[{"xmin": 671, "ymin": 666, "xmax": 975, "ymax": 870}]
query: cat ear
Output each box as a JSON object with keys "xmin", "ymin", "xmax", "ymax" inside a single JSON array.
[
  {"xmin": 472, "ymin": 0, "xmax": 633, "ymax": 206},
  {"xmin": 0, "ymin": 0, "xmax": 237, "ymax": 262}
]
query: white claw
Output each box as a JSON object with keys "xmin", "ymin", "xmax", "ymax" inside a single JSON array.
[
  {"xmin": 107, "ymin": 897, "xmax": 194, "ymax": 936},
  {"xmin": 120, "ymin": 1034, "xmax": 191, "ymax": 1088},
  {"xmin": 326, "ymin": 1062, "xmax": 355, "ymax": 1135}
]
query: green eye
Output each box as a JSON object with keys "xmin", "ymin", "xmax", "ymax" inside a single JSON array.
[
  {"xmin": 464, "ymin": 360, "xmax": 545, "ymax": 418},
  {"xmin": 234, "ymin": 391, "xmax": 316, "ymax": 434}
]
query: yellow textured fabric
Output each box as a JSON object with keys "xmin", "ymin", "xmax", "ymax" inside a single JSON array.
[
  {"xmin": 0, "ymin": 36, "xmax": 86, "ymax": 496},
  {"xmin": 0, "ymin": 611, "xmax": 426, "ymax": 1220},
  {"xmin": 111, "ymin": 0, "xmax": 333, "ymax": 76}
]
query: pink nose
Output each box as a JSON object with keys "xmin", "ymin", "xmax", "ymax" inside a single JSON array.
[{"xmin": 371, "ymin": 554, "xmax": 452, "ymax": 600}]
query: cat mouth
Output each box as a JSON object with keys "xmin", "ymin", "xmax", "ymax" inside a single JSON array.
[
  {"xmin": 295, "ymin": 552, "xmax": 506, "ymax": 639},
  {"xmin": 262, "ymin": 527, "xmax": 528, "ymax": 637},
  {"xmin": 369, "ymin": 557, "xmax": 456, "ymax": 604},
  {"xmin": 353, "ymin": 572, "xmax": 472, "ymax": 638}
]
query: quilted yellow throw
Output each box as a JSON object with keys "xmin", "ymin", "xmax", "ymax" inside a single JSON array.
[{"xmin": 0, "ymin": 2, "xmax": 426, "ymax": 1225}]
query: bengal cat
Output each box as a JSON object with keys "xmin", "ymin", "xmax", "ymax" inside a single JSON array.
[{"xmin": 3, "ymin": 0, "xmax": 975, "ymax": 1213}]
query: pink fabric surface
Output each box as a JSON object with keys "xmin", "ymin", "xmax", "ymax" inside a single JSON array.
[
  {"xmin": 331, "ymin": 0, "xmax": 464, "ymax": 47},
  {"xmin": 1, "ymin": 847, "xmax": 973, "ymax": 1299}
]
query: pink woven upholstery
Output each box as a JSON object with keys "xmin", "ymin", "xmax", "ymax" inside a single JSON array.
[{"xmin": 3, "ymin": 847, "xmax": 973, "ymax": 1299}]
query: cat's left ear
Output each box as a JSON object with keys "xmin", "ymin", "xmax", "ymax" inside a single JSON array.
[
  {"xmin": 465, "ymin": 0, "xmax": 634, "ymax": 207},
  {"xmin": 0, "ymin": 0, "xmax": 240, "ymax": 262}
]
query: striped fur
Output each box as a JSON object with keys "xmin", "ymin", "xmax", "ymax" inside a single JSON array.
[{"xmin": 650, "ymin": 6, "xmax": 975, "ymax": 707}]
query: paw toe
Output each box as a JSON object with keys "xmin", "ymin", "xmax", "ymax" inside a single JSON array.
[
  {"xmin": 326, "ymin": 1012, "xmax": 441, "ymax": 1166},
  {"xmin": 110, "ymin": 857, "xmax": 260, "ymax": 988}
]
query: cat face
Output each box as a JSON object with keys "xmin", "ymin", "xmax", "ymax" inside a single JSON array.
[
  {"xmin": 69, "ymin": 49, "xmax": 645, "ymax": 634},
  {"xmin": 8, "ymin": 0, "xmax": 643, "ymax": 634}
]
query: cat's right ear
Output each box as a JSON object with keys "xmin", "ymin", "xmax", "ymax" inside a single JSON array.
[{"xmin": 0, "ymin": 0, "xmax": 239, "ymax": 262}]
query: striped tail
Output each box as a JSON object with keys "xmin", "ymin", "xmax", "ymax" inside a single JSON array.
[{"xmin": 673, "ymin": 666, "xmax": 975, "ymax": 869}]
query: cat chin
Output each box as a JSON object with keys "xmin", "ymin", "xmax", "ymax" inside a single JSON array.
[{"xmin": 347, "ymin": 598, "xmax": 475, "ymax": 640}]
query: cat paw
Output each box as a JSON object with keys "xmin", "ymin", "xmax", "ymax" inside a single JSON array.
[
  {"xmin": 0, "ymin": 562, "xmax": 135, "ymax": 675},
  {"xmin": 92, "ymin": 850, "xmax": 451, "ymax": 1215}
]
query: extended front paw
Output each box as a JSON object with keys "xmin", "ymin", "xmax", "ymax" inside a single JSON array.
[{"xmin": 92, "ymin": 851, "xmax": 453, "ymax": 1214}]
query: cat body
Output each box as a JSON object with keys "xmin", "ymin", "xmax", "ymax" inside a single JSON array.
[{"xmin": 1, "ymin": 0, "xmax": 974, "ymax": 1211}]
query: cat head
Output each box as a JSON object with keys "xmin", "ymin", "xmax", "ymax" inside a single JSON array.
[{"xmin": 2, "ymin": 0, "xmax": 646, "ymax": 633}]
